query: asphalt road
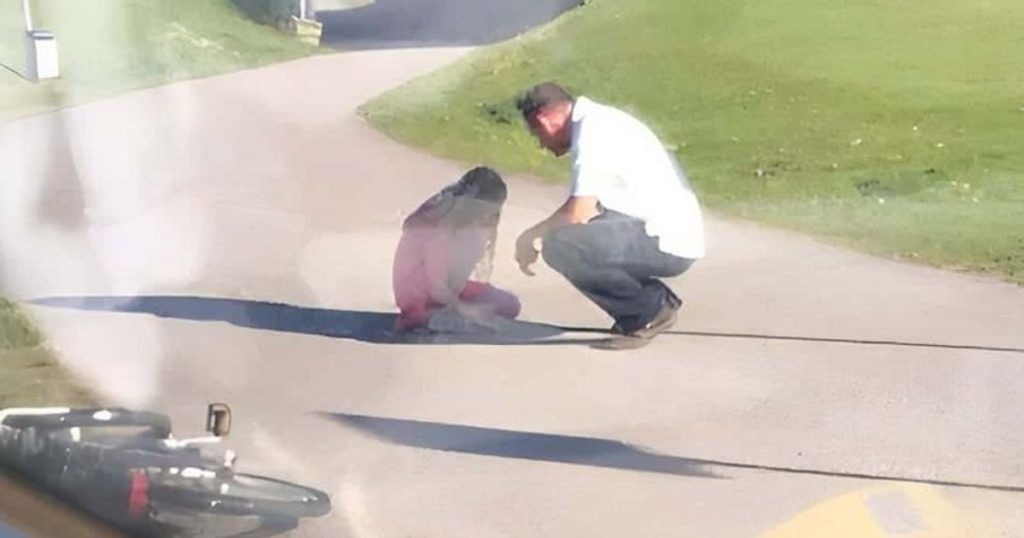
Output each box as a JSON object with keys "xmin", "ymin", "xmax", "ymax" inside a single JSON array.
[
  {"xmin": 317, "ymin": 0, "xmax": 580, "ymax": 49},
  {"xmin": 2, "ymin": 6, "xmax": 1023, "ymax": 537}
]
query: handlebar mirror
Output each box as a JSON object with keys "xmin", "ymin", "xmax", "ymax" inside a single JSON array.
[{"xmin": 207, "ymin": 403, "xmax": 232, "ymax": 437}]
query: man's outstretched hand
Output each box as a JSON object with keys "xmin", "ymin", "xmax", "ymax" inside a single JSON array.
[
  {"xmin": 514, "ymin": 197, "xmax": 596, "ymax": 276},
  {"xmin": 515, "ymin": 231, "xmax": 541, "ymax": 276}
]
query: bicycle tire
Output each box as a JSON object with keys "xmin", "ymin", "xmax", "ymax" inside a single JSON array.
[
  {"xmin": 149, "ymin": 472, "xmax": 331, "ymax": 520},
  {"xmin": 1, "ymin": 408, "xmax": 172, "ymax": 438}
]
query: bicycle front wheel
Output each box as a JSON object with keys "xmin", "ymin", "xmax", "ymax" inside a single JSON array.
[{"xmin": 149, "ymin": 472, "xmax": 331, "ymax": 520}]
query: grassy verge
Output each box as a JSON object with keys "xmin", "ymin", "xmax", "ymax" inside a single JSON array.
[
  {"xmin": 0, "ymin": 299, "xmax": 95, "ymax": 408},
  {"xmin": 0, "ymin": 0, "xmax": 320, "ymax": 121},
  {"xmin": 363, "ymin": 0, "xmax": 1024, "ymax": 283},
  {"xmin": 0, "ymin": 301, "xmax": 102, "ymax": 531}
]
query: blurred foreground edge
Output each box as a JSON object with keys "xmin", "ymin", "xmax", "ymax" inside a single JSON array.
[{"xmin": 1, "ymin": 469, "xmax": 125, "ymax": 538}]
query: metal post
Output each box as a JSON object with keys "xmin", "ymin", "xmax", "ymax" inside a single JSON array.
[
  {"xmin": 23, "ymin": 0, "xmax": 34, "ymax": 32},
  {"xmin": 299, "ymin": 0, "xmax": 307, "ymax": 20}
]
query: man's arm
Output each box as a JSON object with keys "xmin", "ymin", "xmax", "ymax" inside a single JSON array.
[{"xmin": 515, "ymin": 195, "xmax": 599, "ymax": 275}]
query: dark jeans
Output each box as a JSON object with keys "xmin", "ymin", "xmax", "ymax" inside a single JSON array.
[{"xmin": 542, "ymin": 210, "xmax": 695, "ymax": 332}]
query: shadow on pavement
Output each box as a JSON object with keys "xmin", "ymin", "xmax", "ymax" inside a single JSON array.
[
  {"xmin": 554, "ymin": 325, "xmax": 1024, "ymax": 355},
  {"xmin": 321, "ymin": 413, "xmax": 722, "ymax": 480},
  {"xmin": 318, "ymin": 0, "xmax": 581, "ymax": 50},
  {"xmin": 33, "ymin": 296, "xmax": 1020, "ymax": 352},
  {"xmin": 31, "ymin": 296, "xmax": 604, "ymax": 347},
  {"xmin": 323, "ymin": 413, "xmax": 1024, "ymax": 492}
]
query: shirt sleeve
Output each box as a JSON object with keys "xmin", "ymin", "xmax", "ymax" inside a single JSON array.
[
  {"xmin": 446, "ymin": 228, "xmax": 488, "ymax": 288},
  {"xmin": 423, "ymin": 230, "xmax": 460, "ymax": 305},
  {"xmin": 425, "ymin": 228, "xmax": 488, "ymax": 306},
  {"xmin": 569, "ymin": 119, "xmax": 615, "ymax": 198}
]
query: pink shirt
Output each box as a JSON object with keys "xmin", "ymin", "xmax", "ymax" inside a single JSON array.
[{"xmin": 392, "ymin": 225, "xmax": 489, "ymax": 315}]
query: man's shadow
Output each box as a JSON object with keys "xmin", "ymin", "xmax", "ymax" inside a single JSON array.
[{"xmin": 30, "ymin": 296, "xmax": 604, "ymax": 347}]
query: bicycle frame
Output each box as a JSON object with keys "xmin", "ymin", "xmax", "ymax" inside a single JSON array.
[{"xmin": 0, "ymin": 405, "xmax": 327, "ymax": 536}]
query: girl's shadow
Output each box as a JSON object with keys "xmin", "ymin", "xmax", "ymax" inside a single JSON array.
[{"xmin": 31, "ymin": 296, "xmax": 605, "ymax": 347}]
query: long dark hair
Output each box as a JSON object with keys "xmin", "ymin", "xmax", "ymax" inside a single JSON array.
[
  {"xmin": 403, "ymin": 166, "xmax": 507, "ymax": 230},
  {"xmin": 403, "ymin": 166, "xmax": 507, "ymax": 281}
]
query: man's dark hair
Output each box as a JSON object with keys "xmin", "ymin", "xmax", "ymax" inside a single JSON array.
[{"xmin": 515, "ymin": 82, "xmax": 573, "ymax": 119}]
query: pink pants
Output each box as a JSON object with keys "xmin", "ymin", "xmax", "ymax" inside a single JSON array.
[{"xmin": 395, "ymin": 280, "xmax": 521, "ymax": 331}]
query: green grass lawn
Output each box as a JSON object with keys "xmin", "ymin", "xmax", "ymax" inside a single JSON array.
[
  {"xmin": 0, "ymin": 299, "xmax": 95, "ymax": 408},
  {"xmin": 363, "ymin": 0, "xmax": 1024, "ymax": 283},
  {"xmin": 0, "ymin": 0, "xmax": 319, "ymax": 121}
]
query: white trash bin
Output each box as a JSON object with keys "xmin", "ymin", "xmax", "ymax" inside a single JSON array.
[{"xmin": 24, "ymin": 29, "xmax": 60, "ymax": 81}]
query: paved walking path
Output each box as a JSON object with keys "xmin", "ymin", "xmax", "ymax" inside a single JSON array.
[{"xmin": 2, "ymin": 4, "xmax": 1022, "ymax": 535}]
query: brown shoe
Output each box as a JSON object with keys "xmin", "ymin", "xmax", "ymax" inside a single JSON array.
[
  {"xmin": 591, "ymin": 334, "xmax": 653, "ymax": 351},
  {"xmin": 665, "ymin": 287, "xmax": 683, "ymax": 309},
  {"xmin": 628, "ymin": 297, "xmax": 680, "ymax": 340}
]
